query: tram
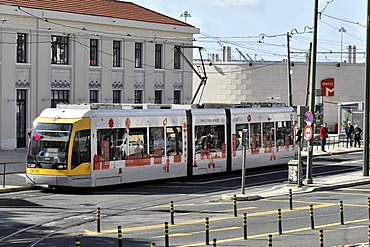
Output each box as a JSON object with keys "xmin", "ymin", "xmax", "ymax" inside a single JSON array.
[{"xmin": 26, "ymin": 103, "xmax": 296, "ymax": 187}]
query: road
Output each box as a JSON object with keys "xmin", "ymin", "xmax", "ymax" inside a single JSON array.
[{"xmin": 0, "ymin": 151, "xmax": 368, "ymax": 247}]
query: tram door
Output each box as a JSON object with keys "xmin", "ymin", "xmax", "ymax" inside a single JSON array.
[{"xmin": 16, "ymin": 89, "xmax": 27, "ymax": 147}]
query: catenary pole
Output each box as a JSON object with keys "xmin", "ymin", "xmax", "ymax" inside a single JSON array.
[
  {"xmin": 287, "ymin": 32, "xmax": 292, "ymax": 107},
  {"xmin": 306, "ymin": 0, "xmax": 319, "ymax": 184},
  {"xmin": 364, "ymin": 0, "xmax": 370, "ymax": 176}
]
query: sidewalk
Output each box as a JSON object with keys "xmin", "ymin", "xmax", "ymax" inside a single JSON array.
[{"xmin": 222, "ymin": 145, "xmax": 368, "ymax": 201}]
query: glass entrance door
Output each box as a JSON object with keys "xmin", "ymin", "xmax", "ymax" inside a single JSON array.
[{"xmin": 16, "ymin": 89, "xmax": 27, "ymax": 147}]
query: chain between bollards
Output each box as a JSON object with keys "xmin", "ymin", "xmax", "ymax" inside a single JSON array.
[
  {"xmin": 319, "ymin": 229, "xmax": 324, "ymax": 247},
  {"xmin": 233, "ymin": 195, "xmax": 237, "ymax": 217},
  {"xmin": 339, "ymin": 200, "xmax": 344, "ymax": 225},
  {"xmin": 170, "ymin": 201, "xmax": 175, "ymax": 225},
  {"xmin": 75, "ymin": 239, "xmax": 80, "ymax": 247},
  {"xmin": 205, "ymin": 217, "xmax": 210, "ymax": 245},
  {"xmin": 96, "ymin": 207, "xmax": 101, "ymax": 233},
  {"xmin": 164, "ymin": 222, "xmax": 169, "ymax": 247},
  {"xmin": 243, "ymin": 213, "xmax": 247, "ymax": 240},
  {"xmin": 289, "ymin": 189, "xmax": 293, "ymax": 210},
  {"xmin": 268, "ymin": 234, "xmax": 272, "ymax": 247},
  {"xmin": 118, "ymin": 225, "xmax": 122, "ymax": 247},
  {"xmin": 310, "ymin": 204, "xmax": 315, "ymax": 229},
  {"xmin": 278, "ymin": 209, "xmax": 282, "ymax": 235}
]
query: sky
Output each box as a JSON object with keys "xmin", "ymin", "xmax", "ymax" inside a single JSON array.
[{"xmin": 126, "ymin": 0, "xmax": 367, "ymax": 63}]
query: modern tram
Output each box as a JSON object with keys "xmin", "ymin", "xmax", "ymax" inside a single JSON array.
[{"xmin": 26, "ymin": 103, "xmax": 296, "ymax": 187}]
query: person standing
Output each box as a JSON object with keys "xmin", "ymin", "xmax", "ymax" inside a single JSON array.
[
  {"xmin": 319, "ymin": 123, "xmax": 329, "ymax": 152},
  {"xmin": 354, "ymin": 125, "xmax": 363, "ymax": 148},
  {"xmin": 345, "ymin": 121, "xmax": 354, "ymax": 148}
]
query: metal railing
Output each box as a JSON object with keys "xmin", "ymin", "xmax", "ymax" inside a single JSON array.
[{"xmin": 0, "ymin": 162, "xmax": 26, "ymax": 187}]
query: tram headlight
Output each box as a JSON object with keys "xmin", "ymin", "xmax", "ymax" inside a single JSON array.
[
  {"xmin": 56, "ymin": 164, "xmax": 67, "ymax": 170},
  {"xmin": 27, "ymin": 163, "xmax": 36, "ymax": 168}
]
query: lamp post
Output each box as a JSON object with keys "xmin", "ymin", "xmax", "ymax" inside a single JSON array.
[
  {"xmin": 339, "ymin": 27, "xmax": 347, "ymax": 62},
  {"xmin": 180, "ymin": 11, "xmax": 191, "ymax": 23}
]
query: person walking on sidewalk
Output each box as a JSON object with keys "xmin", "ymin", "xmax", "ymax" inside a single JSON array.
[
  {"xmin": 345, "ymin": 121, "xmax": 354, "ymax": 148},
  {"xmin": 354, "ymin": 125, "xmax": 363, "ymax": 148},
  {"xmin": 320, "ymin": 123, "xmax": 329, "ymax": 152}
]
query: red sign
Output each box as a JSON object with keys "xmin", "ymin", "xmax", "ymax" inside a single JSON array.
[
  {"xmin": 321, "ymin": 78, "xmax": 334, "ymax": 96},
  {"xmin": 304, "ymin": 125, "xmax": 313, "ymax": 141}
]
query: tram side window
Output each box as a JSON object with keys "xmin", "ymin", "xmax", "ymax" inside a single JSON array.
[
  {"xmin": 194, "ymin": 125, "xmax": 225, "ymax": 153},
  {"xmin": 127, "ymin": 128, "xmax": 147, "ymax": 158},
  {"xmin": 71, "ymin": 130, "xmax": 91, "ymax": 169},
  {"xmin": 166, "ymin": 126, "xmax": 182, "ymax": 156},
  {"xmin": 276, "ymin": 121, "xmax": 293, "ymax": 146},
  {"xmin": 250, "ymin": 123, "xmax": 261, "ymax": 149},
  {"xmin": 236, "ymin": 124, "xmax": 249, "ymax": 150},
  {"xmin": 150, "ymin": 127, "xmax": 164, "ymax": 157},
  {"xmin": 97, "ymin": 128, "xmax": 127, "ymax": 161},
  {"xmin": 262, "ymin": 122, "xmax": 275, "ymax": 148}
]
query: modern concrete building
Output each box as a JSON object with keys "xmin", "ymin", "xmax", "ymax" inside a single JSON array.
[
  {"xmin": 193, "ymin": 59, "xmax": 365, "ymax": 133},
  {"xmin": 0, "ymin": 0, "xmax": 199, "ymax": 150}
]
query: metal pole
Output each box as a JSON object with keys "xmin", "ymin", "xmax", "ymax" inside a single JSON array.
[
  {"xmin": 363, "ymin": 0, "xmax": 370, "ymax": 176},
  {"xmin": 306, "ymin": 0, "xmax": 319, "ymax": 184},
  {"xmin": 241, "ymin": 129, "xmax": 247, "ymax": 194},
  {"xmin": 287, "ymin": 32, "xmax": 293, "ymax": 107}
]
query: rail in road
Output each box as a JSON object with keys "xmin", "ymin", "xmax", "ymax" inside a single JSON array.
[{"xmin": 1, "ymin": 181, "xmax": 370, "ymax": 246}]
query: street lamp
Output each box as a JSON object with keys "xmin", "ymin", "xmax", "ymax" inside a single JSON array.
[
  {"xmin": 339, "ymin": 26, "xmax": 347, "ymax": 62},
  {"xmin": 180, "ymin": 11, "xmax": 191, "ymax": 23}
]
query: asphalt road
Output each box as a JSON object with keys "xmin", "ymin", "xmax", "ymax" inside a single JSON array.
[{"xmin": 0, "ymin": 151, "xmax": 367, "ymax": 247}]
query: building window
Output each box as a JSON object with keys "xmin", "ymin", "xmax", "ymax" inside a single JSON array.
[
  {"xmin": 17, "ymin": 33, "xmax": 27, "ymax": 63},
  {"xmin": 135, "ymin": 42, "xmax": 142, "ymax": 68},
  {"xmin": 90, "ymin": 90, "xmax": 99, "ymax": 103},
  {"xmin": 174, "ymin": 90, "xmax": 181, "ymax": 104},
  {"xmin": 51, "ymin": 90, "xmax": 69, "ymax": 108},
  {"xmin": 134, "ymin": 90, "xmax": 143, "ymax": 103},
  {"xmin": 155, "ymin": 44, "xmax": 162, "ymax": 69},
  {"xmin": 51, "ymin": 35, "xmax": 69, "ymax": 64},
  {"xmin": 90, "ymin": 39, "xmax": 98, "ymax": 66},
  {"xmin": 154, "ymin": 90, "xmax": 162, "ymax": 104},
  {"xmin": 113, "ymin": 90, "xmax": 122, "ymax": 103},
  {"xmin": 174, "ymin": 45, "xmax": 181, "ymax": 69},
  {"xmin": 113, "ymin": 41, "xmax": 121, "ymax": 67}
]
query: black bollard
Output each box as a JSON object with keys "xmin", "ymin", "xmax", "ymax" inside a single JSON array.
[
  {"xmin": 75, "ymin": 239, "xmax": 80, "ymax": 247},
  {"xmin": 164, "ymin": 222, "xmax": 169, "ymax": 247},
  {"xmin": 151, "ymin": 243, "xmax": 156, "ymax": 247},
  {"xmin": 339, "ymin": 201, "xmax": 344, "ymax": 225},
  {"xmin": 205, "ymin": 217, "xmax": 210, "ymax": 245},
  {"xmin": 289, "ymin": 189, "xmax": 293, "ymax": 210},
  {"xmin": 212, "ymin": 239, "xmax": 217, "ymax": 247},
  {"xmin": 368, "ymin": 197, "xmax": 370, "ymax": 221},
  {"xmin": 310, "ymin": 205, "xmax": 315, "ymax": 229},
  {"xmin": 118, "ymin": 225, "xmax": 122, "ymax": 247},
  {"xmin": 268, "ymin": 234, "xmax": 272, "ymax": 247},
  {"xmin": 233, "ymin": 195, "xmax": 237, "ymax": 217},
  {"xmin": 278, "ymin": 209, "xmax": 282, "ymax": 234},
  {"xmin": 97, "ymin": 207, "xmax": 101, "ymax": 233},
  {"xmin": 243, "ymin": 213, "xmax": 247, "ymax": 240},
  {"xmin": 319, "ymin": 230, "xmax": 324, "ymax": 247},
  {"xmin": 170, "ymin": 201, "xmax": 175, "ymax": 225},
  {"xmin": 368, "ymin": 225, "xmax": 370, "ymax": 246}
]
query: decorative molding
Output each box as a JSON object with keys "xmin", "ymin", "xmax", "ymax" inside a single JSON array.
[
  {"xmin": 51, "ymin": 70, "xmax": 70, "ymax": 89},
  {"xmin": 112, "ymin": 72, "xmax": 123, "ymax": 89},
  {"xmin": 134, "ymin": 73, "xmax": 144, "ymax": 89},
  {"xmin": 174, "ymin": 73, "xmax": 183, "ymax": 89},
  {"xmin": 89, "ymin": 72, "xmax": 101, "ymax": 89},
  {"xmin": 15, "ymin": 69, "xmax": 30, "ymax": 89}
]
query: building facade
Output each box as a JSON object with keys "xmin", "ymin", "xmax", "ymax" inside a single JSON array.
[
  {"xmin": 193, "ymin": 60, "xmax": 365, "ymax": 133},
  {"xmin": 0, "ymin": 0, "xmax": 199, "ymax": 150}
]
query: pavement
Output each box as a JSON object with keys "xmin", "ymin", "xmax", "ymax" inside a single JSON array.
[{"xmin": 0, "ymin": 143, "xmax": 369, "ymax": 197}]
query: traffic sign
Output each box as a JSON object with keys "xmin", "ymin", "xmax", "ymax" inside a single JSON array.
[
  {"xmin": 304, "ymin": 125, "xmax": 313, "ymax": 141},
  {"xmin": 304, "ymin": 111, "xmax": 313, "ymax": 126}
]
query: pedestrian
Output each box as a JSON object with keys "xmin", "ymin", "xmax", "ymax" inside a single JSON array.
[
  {"xmin": 354, "ymin": 125, "xmax": 363, "ymax": 148},
  {"xmin": 345, "ymin": 121, "xmax": 354, "ymax": 148},
  {"xmin": 319, "ymin": 123, "xmax": 329, "ymax": 152}
]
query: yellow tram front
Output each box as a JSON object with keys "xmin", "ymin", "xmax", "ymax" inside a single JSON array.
[{"xmin": 26, "ymin": 116, "xmax": 91, "ymax": 187}]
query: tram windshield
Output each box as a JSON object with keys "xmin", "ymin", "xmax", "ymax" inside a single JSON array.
[{"xmin": 27, "ymin": 123, "xmax": 72, "ymax": 169}]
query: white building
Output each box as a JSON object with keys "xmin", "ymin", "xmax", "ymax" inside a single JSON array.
[
  {"xmin": 0, "ymin": 0, "xmax": 199, "ymax": 150},
  {"xmin": 193, "ymin": 59, "xmax": 365, "ymax": 133}
]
